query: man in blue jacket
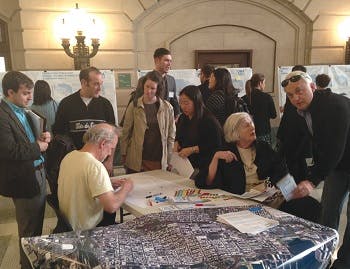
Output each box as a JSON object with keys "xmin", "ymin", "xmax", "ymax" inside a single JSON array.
[
  {"xmin": 0, "ymin": 71, "xmax": 51, "ymax": 268},
  {"xmin": 283, "ymin": 70, "xmax": 350, "ymax": 269}
]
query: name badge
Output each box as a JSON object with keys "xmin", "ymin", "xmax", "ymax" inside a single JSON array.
[
  {"xmin": 169, "ymin": 92, "xmax": 174, "ymax": 98},
  {"xmin": 305, "ymin": 158, "xmax": 314, "ymax": 167}
]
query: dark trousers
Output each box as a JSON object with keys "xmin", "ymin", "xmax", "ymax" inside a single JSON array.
[
  {"xmin": 13, "ymin": 167, "xmax": 46, "ymax": 269},
  {"xmin": 321, "ymin": 170, "xmax": 350, "ymax": 269}
]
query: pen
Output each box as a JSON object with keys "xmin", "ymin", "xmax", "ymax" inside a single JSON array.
[
  {"xmin": 195, "ymin": 203, "xmax": 216, "ymax": 206},
  {"xmin": 145, "ymin": 192, "xmax": 162, "ymax": 199}
]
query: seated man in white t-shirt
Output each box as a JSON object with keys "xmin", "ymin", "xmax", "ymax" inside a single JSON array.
[{"xmin": 58, "ymin": 123, "xmax": 133, "ymax": 231}]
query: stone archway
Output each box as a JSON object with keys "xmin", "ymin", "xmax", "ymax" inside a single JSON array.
[{"xmin": 134, "ymin": 0, "xmax": 312, "ymax": 93}]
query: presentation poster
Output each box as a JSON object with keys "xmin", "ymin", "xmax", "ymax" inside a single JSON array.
[
  {"xmin": 138, "ymin": 68, "xmax": 253, "ymax": 97},
  {"xmin": 0, "ymin": 70, "xmax": 118, "ymax": 123}
]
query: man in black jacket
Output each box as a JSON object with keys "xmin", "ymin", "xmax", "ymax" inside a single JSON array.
[
  {"xmin": 283, "ymin": 70, "xmax": 350, "ymax": 269},
  {"xmin": 249, "ymin": 73, "xmax": 277, "ymax": 145},
  {"xmin": 0, "ymin": 71, "xmax": 51, "ymax": 269}
]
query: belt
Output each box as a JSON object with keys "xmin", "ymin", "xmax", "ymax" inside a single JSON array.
[{"xmin": 34, "ymin": 163, "xmax": 44, "ymax": 171}]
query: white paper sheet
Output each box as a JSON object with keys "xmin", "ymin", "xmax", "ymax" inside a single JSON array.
[
  {"xmin": 217, "ymin": 210, "xmax": 279, "ymax": 234},
  {"xmin": 276, "ymin": 174, "xmax": 297, "ymax": 202},
  {"xmin": 169, "ymin": 152, "xmax": 194, "ymax": 178},
  {"xmin": 114, "ymin": 174, "xmax": 187, "ymax": 208}
]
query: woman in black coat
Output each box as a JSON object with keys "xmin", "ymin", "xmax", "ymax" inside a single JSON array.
[
  {"xmin": 195, "ymin": 112, "xmax": 321, "ymax": 223},
  {"xmin": 175, "ymin": 85, "xmax": 223, "ymax": 176}
]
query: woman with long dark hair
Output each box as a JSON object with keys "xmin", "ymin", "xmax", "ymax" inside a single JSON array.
[
  {"xmin": 175, "ymin": 85, "xmax": 223, "ymax": 177},
  {"xmin": 206, "ymin": 68, "xmax": 247, "ymax": 125},
  {"xmin": 31, "ymin": 80, "xmax": 58, "ymax": 133}
]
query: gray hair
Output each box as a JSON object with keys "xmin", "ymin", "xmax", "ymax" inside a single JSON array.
[
  {"xmin": 224, "ymin": 112, "xmax": 252, "ymax": 143},
  {"xmin": 83, "ymin": 123, "xmax": 119, "ymax": 144}
]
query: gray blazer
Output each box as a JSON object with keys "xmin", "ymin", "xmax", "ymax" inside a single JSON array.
[{"xmin": 0, "ymin": 100, "xmax": 41, "ymax": 198}]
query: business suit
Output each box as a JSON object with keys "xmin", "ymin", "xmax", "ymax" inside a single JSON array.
[{"xmin": 0, "ymin": 100, "xmax": 46, "ymax": 269}]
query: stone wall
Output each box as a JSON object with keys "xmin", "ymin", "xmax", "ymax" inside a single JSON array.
[{"xmin": 0, "ymin": 0, "xmax": 349, "ymax": 121}]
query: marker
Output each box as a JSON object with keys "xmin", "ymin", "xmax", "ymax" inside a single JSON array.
[{"xmin": 145, "ymin": 192, "xmax": 163, "ymax": 199}]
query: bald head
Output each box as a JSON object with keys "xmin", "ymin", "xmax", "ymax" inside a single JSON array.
[{"xmin": 83, "ymin": 123, "xmax": 119, "ymax": 145}]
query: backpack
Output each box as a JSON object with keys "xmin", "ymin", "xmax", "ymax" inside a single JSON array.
[{"xmin": 45, "ymin": 134, "xmax": 76, "ymax": 197}]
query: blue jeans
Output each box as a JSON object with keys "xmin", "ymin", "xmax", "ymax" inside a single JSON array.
[{"xmin": 321, "ymin": 170, "xmax": 350, "ymax": 269}]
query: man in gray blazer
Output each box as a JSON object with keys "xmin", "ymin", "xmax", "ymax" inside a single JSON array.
[
  {"xmin": 124, "ymin": 48, "xmax": 180, "ymax": 121},
  {"xmin": 0, "ymin": 71, "xmax": 51, "ymax": 269}
]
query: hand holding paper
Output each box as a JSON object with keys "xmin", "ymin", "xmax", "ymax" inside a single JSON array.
[{"xmin": 276, "ymin": 173, "xmax": 297, "ymax": 201}]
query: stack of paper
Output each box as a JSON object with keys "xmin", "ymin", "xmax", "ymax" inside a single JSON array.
[
  {"xmin": 217, "ymin": 210, "xmax": 279, "ymax": 234},
  {"xmin": 232, "ymin": 186, "xmax": 279, "ymax": 203}
]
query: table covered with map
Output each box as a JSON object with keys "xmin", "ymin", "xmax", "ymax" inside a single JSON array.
[{"xmin": 22, "ymin": 205, "xmax": 338, "ymax": 269}]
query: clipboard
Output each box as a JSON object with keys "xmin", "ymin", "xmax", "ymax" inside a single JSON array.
[{"xmin": 26, "ymin": 109, "xmax": 47, "ymax": 139}]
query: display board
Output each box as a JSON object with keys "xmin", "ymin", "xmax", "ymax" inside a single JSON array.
[
  {"xmin": 0, "ymin": 70, "xmax": 118, "ymax": 123},
  {"xmin": 138, "ymin": 68, "xmax": 253, "ymax": 97},
  {"xmin": 278, "ymin": 65, "xmax": 350, "ymax": 107}
]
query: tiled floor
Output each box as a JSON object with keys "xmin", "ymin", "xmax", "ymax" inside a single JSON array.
[{"xmin": 0, "ymin": 180, "xmax": 347, "ymax": 268}]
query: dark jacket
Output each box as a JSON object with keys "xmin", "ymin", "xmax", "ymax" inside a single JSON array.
[
  {"xmin": 52, "ymin": 90, "xmax": 115, "ymax": 149},
  {"xmin": 206, "ymin": 90, "xmax": 248, "ymax": 126},
  {"xmin": 277, "ymin": 98, "xmax": 312, "ymax": 183},
  {"xmin": 176, "ymin": 110, "xmax": 223, "ymax": 168},
  {"xmin": 248, "ymin": 88, "xmax": 276, "ymax": 135},
  {"xmin": 195, "ymin": 141, "xmax": 288, "ymax": 194},
  {"xmin": 0, "ymin": 100, "xmax": 42, "ymax": 198},
  {"xmin": 307, "ymin": 90, "xmax": 350, "ymax": 186},
  {"xmin": 198, "ymin": 80, "xmax": 211, "ymax": 104}
]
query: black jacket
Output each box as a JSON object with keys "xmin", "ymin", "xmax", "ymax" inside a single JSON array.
[
  {"xmin": 52, "ymin": 90, "xmax": 115, "ymax": 149},
  {"xmin": 249, "ymin": 89, "xmax": 276, "ymax": 135},
  {"xmin": 195, "ymin": 141, "xmax": 288, "ymax": 194},
  {"xmin": 307, "ymin": 90, "xmax": 350, "ymax": 185},
  {"xmin": 0, "ymin": 100, "xmax": 42, "ymax": 198}
]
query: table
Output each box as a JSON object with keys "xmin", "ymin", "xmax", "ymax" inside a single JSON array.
[
  {"xmin": 117, "ymin": 169, "xmax": 253, "ymax": 216},
  {"xmin": 22, "ymin": 170, "xmax": 339, "ymax": 268}
]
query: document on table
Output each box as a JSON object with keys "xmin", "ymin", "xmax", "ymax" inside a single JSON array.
[
  {"xmin": 114, "ymin": 174, "xmax": 188, "ymax": 208},
  {"xmin": 217, "ymin": 210, "xmax": 279, "ymax": 234},
  {"xmin": 276, "ymin": 173, "xmax": 297, "ymax": 201},
  {"xmin": 231, "ymin": 185, "xmax": 279, "ymax": 202},
  {"xmin": 170, "ymin": 152, "xmax": 194, "ymax": 178}
]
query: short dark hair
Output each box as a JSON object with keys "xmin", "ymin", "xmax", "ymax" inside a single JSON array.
[
  {"xmin": 2, "ymin": 71, "xmax": 34, "ymax": 96},
  {"xmin": 79, "ymin": 66, "xmax": 101, "ymax": 82},
  {"xmin": 33, "ymin": 80, "xmax": 53, "ymax": 105},
  {"xmin": 201, "ymin": 64, "xmax": 214, "ymax": 78},
  {"xmin": 250, "ymin": 73, "xmax": 265, "ymax": 88},
  {"xmin": 179, "ymin": 85, "xmax": 205, "ymax": 120},
  {"xmin": 315, "ymin": 74, "xmax": 331, "ymax": 88},
  {"xmin": 292, "ymin": 65, "xmax": 307, "ymax": 73},
  {"xmin": 142, "ymin": 70, "xmax": 164, "ymax": 97},
  {"xmin": 153, "ymin": 48, "xmax": 171, "ymax": 58}
]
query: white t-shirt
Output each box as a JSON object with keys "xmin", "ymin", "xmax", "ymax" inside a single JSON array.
[{"xmin": 58, "ymin": 150, "xmax": 113, "ymax": 231}]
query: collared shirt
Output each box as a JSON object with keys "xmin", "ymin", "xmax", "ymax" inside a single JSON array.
[
  {"xmin": 4, "ymin": 98, "xmax": 44, "ymax": 167},
  {"xmin": 297, "ymin": 109, "xmax": 313, "ymax": 136}
]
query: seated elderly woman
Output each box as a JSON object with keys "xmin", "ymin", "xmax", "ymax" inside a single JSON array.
[{"xmin": 195, "ymin": 112, "xmax": 321, "ymax": 223}]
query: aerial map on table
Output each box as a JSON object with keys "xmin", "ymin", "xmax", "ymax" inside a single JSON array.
[{"xmin": 22, "ymin": 205, "xmax": 338, "ymax": 269}]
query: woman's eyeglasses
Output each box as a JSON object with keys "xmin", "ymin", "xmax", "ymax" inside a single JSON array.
[{"xmin": 281, "ymin": 74, "xmax": 310, "ymax": 87}]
